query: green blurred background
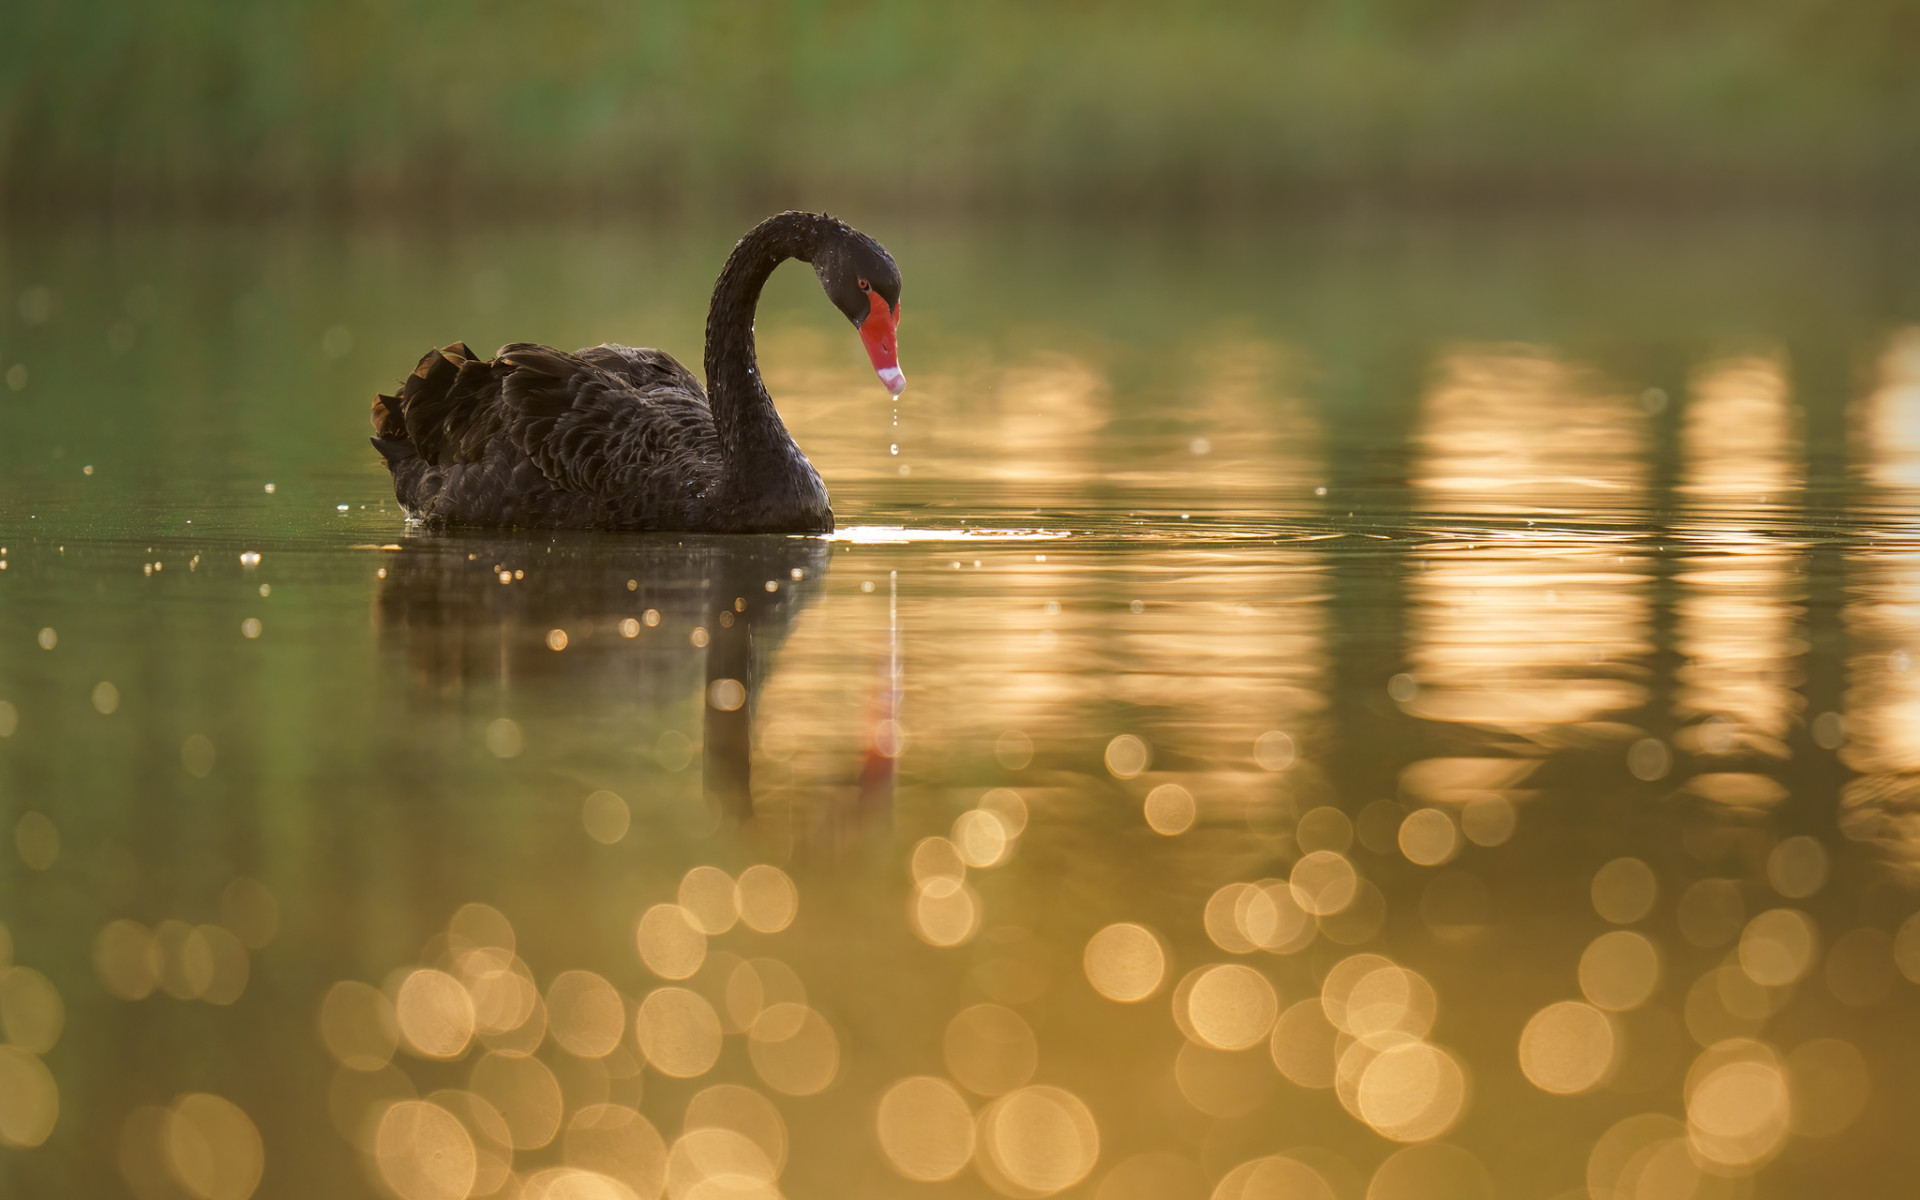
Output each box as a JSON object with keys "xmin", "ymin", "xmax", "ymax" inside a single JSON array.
[{"xmin": 4, "ymin": 0, "xmax": 1918, "ymax": 218}]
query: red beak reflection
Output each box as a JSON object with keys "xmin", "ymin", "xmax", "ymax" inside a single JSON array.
[{"xmin": 860, "ymin": 290, "xmax": 905, "ymax": 396}]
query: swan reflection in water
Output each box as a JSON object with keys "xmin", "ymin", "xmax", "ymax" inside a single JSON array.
[{"xmin": 371, "ymin": 532, "xmax": 834, "ymax": 822}]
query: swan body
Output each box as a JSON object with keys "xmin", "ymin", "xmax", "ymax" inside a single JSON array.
[{"xmin": 369, "ymin": 211, "xmax": 903, "ymax": 533}]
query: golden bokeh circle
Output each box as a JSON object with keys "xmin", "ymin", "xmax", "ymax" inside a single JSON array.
[
  {"xmin": 1211, "ymin": 1153, "xmax": 1335, "ymax": 1200},
  {"xmin": 582, "ymin": 791, "xmax": 630, "ymax": 845},
  {"xmin": 546, "ymin": 970, "xmax": 626, "ymax": 1059},
  {"xmin": 1590, "ymin": 858, "xmax": 1658, "ymax": 925},
  {"xmin": 1738, "ymin": 908, "xmax": 1817, "ymax": 987},
  {"xmin": 94, "ymin": 919, "xmax": 159, "ymax": 1001},
  {"xmin": 166, "ymin": 1092, "xmax": 265, "ymax": 1200},
  {"xmin": 1290, "ymin": 852, "xmax": 1357, "ymax": 916},
  {"xmin": 1184, "ymin": 964, "xmax": 1279, "ymax": 1051},
  {"xmin": 1204, "ymin": 884, "xmax": 1260, "ymax": 954},
  {"xmin": 944, "ymin": 1003, "xmax": 1039, "ymax": 1096},
  {"xmin": 977, "ymin": 1085, "xmax": 1101, "ymax": 1197},
  {"xmin": 1685, "ymin": 1041, "xmax": 1790, "ymax": 1169},
  {"xmin": 636, "ymin": 904, "xmax": 708, "ymax": 980},
  {"xmin": 1397, "ymin": 809, "xmax": 1459, "ymax": 867},
  {"xmin": 954, "ymin": 809, "xmax": 1012, "ymax": 868},
  {"xmin": 664, "ymin": 1127, "xmax": 778, "ymax": 1199},
  {"xmin": 1518, "ymin": 1001, "xmax": 1615, "ymax": 1095},
  {"xmin": 1238, "ymin": 882, "xmax": 1313, "ymax": 954},
  {"xmin": 1365, "ymin": 1143, "xmax": 1493, "ymax": 1200},
  {"xmin": 1343, "ymin": 966, "xmax": 1437, "ymax": 1047},
  {"xmin": 1765, "ymin": 835, "xmax": 1829, "ymax": 899},
  {"xmin": 469, "ymin": 1050, "xmax": 564, "ymax": 1150},
  {"xmin": 564, "ymin": 1104, "xmax": 667, "ymax": 1200},
  {"xmin": 1083, "ymin": 923, "xmax": 1166, "ymax": 1003},
  {"xmin": 1269, "ymin": 999, "xmax": 1340, "ymax": 1090},
  {"xmin": 1143, "ymin": 784, "xmax": 1197, "ymax": 836},
  {"xmin": 679, "ymin": 867, "xmax": 741, "ymax": 935},
  {"xmin": 911, "ymin": 877, "xmax": 982, "ymax": 948},
  {"xmin": 447, "ymin": 903, "xmax": 516, "ymax": 957},
  {"xmin": 1459, "ymin": 796, "xmax": 1516, "ymax": 848},
  {"xmin": 1356, "ymin": 1042, "xmax": 1466, "ymax": 1142},
  {"xmin": 685, "ymin": 1083, "xmax": 788, "ymax": 1176},
  {"xmin": 735, "ymin": 865, "xmax": 799, "ymax": 934},
  {"xmin": 1577, "ymin": 930, "xmax": 1661, "ymax": 1012},
  {"xmin": 876, "ymin": 1076, "xmax": 975, "ymax": 1182},
  {"xmin": 395, "ymin": 968, "xmax": 476, "ymax": 1060},
  {"xmin": 635, "ymin": 987, "xmax": 723, "ymax": 1079},
  {"xmin": 1105, "ymin": 734, "xmax": 1150, "ymax": 779},
  {"xmin": 979, "ymin": 789, "xmax": 1031, "ymax": 837},
  {"xmin": 0, "ymin": 1044, "xmax": 57, "ymax": 1149},
  {"xmin": 1318, "ymin": 953, "xmax": 1396, "ymax": 1033},
  {"xmin": 321, "ymin": 980, "xmax": 400, "ymax": 1070},
  {"xmin": 0, "ymin": 966, "xmax": 63, "ymax": 1054},
  {"xmin": 912, "ymin": 837, "xmax": 968, "ymax": 884},
  {"xmin": 374, "ymin": 1100, "xmax": 476, "ymax": 1200},
  {"xmin": 748, "ymin": 1003, "xmax": 840, "ymax": 1096}
]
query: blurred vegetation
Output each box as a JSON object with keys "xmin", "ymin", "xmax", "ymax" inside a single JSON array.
[{"xmin": 3, "ymin": 0, "xmax": 1918, "ymax": 216}]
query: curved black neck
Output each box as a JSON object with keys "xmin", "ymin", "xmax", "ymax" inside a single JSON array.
[{"xmin": 703, "ymin": 211, "xmax": 829, "ymax": 470}]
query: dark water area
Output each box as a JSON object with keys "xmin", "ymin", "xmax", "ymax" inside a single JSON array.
[{"xmin": 3, "ymin": 215, "xmax": 1920, "ymax": 1199}]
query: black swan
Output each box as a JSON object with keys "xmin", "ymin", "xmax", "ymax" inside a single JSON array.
[{"xmin": 369, "ymin": 211, "xmax": 902, "ymax": 533}]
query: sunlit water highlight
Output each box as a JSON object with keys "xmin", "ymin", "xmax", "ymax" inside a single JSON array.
[{"xmin": 3, "ymin": 218, "xmax": 1920, "ymax": 1198}]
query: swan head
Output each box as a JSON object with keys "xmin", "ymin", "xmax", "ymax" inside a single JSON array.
[{"xmin": 812, "ymin": 223, "xmax": 905, "ymax": 396}]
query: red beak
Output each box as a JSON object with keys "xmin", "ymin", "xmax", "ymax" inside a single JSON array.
[{"xmin": 860, "ymin": 290, "xmax": 905, "ymax": 396}]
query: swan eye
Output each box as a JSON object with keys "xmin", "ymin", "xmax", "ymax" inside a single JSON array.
[{"xmin": 857, "ymin": 278, "xmax": 870, "ymax": 291}]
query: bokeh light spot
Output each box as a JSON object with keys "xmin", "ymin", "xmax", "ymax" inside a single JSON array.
[
  {"xmin": 165, "ymin": 1093, "xmax": 264, "ymax": 1200},
  {"xmin": 748, "ymin": 1003, "xmax": 839, "ymax": 1096},
  {"xmin": 1143, "ymin": 784, "xmax": 1196, "ymax": 835},
  {"xmin": 1518, "ymin": 1001, "xmax": 1615, "ymax": 1094},
  {"xmin": 1591, "ymin": 858, "xmax": 1658, "ymax": 924},
  {"xmin": 1290, "ymin": 851, "xmax": 1357, "ymax": 916},
  {"xmin": 1270, "ymin": 999, "xmax": 1340, "ymax": 1089},
  {"xmin": 395, "ymin": 969, "xmax": 476, "ymax": 1059},
  {"xmin": 679, "ymin": 867, "xmax": 741, "ymax": 935},
  {"xmin": 0, "ymin": 966, "xmax": 63, "ymax": 1053},
  {"xmin": 1105, "ymin": 734, "xmax": 1150, "ymax": 779},
  {"xmin": 564, "ymin": 1104, "xmax": 667, "ymax": 1200},
  {"xmin": 375, "ymin": 1100, "xmax": 476, "ymax": 1200},
  {"xmin": 735, "ymin": 865, "xmax": 798, "ymax": 934},
  {"xmin": 876, "ymin": 1076, "xmax": 974, "ymax": 1182},
  {"xmin": 0, "ymin": 1045, "xmax": 57, "ymax": 1148},
  {"xmin": 470, "ymin": 1050, "xmax": 564, "ymax": 1150},
  {"xmin": 635, "ymin": 988, "xmax": 723, "ymax": 1079},
  {"xmin": 1578, "ymin": 930, "xmax": 1661, "ymax": 1012},
  {"xmin": 1366, "ymin": 1143, "xmax": 1493, "ymax": 1200},
  {"xmin": 547, "ymin": 970, "xmax": 626, "ymax": 1059},
  {"xmin": 978, "ymin": 1085, "xmax": 1100, "ymax": 1197},
  {"xmin": 1766, "ymin": 835, "xmax": 1829, "ymax": 898},
  {"xmin": 1738, "ymin": 908, "xmax": 1817, "ymax": 986},
  {"xmin": 1397, "ymin": 809, "xmax": 1459, "ymax": 866},
  {"xmin": 1083, "ymin": 923, "xmax": 1166, "ymax": 1002},
  {"xmin": 582, "ymin": 791, "xmax": 630, "ymax": 844},
  {"xmin": 1210, "ymin": 1154, "xmax": 1334, "ymax": 1200},
  {"xmin": 1184, "ymin": 964, "xmax": 1279, "ymax": 1050},
  {"xmin": 944, "ymin": 1003, "xmax": 1038, "ymax": 1096},
  {"xmin": 321, "ymin": 980, "xmax": 400, "ymax": 1070},
  {"xmin": 636, "ymin": 904, "xmax": 708, "ymax": 980}
]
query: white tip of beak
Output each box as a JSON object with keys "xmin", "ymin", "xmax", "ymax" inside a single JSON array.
[{"xmin": 877, "ymin": 366, "xmax": 906, "ymax": 396}]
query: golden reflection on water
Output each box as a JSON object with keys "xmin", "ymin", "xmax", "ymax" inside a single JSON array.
[
  {"xmin": 1675, "ymin": 354, "xmax": 1804, "ymax": 811},
  {"xmin": 14, "ymin": 294, "xmax": 1920, "ymax": 1200}
]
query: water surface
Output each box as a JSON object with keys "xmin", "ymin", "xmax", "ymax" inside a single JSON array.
[{"xmin": 3, "ymin": 217, "xmax": 1920, "ymax": 1199}]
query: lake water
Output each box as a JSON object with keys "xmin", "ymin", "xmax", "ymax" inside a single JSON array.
[{"xmin": 2, "ymin": 215, "xmax": 1920, "ymax": 1200}]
